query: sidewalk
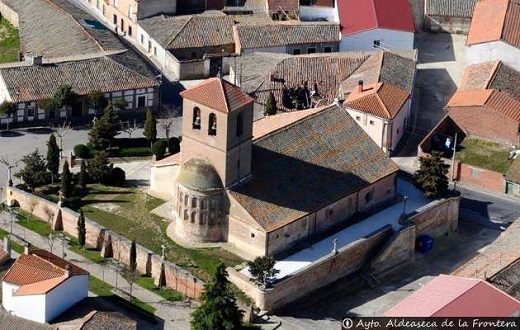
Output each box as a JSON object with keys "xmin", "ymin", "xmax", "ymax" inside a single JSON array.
[{"xmin": 0, "ymin": 213, "xmax": 193, "ymax": 330}]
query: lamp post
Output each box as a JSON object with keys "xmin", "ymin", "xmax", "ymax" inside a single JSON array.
[
  {"xmin": 402, "ymin": 195, "xmax": 409, "ymax": 217},
  {"xmin": 185, "ymin": 272, "xmax": 189, "ymax": 299},
  {"xmin": 47, "ymin": 233, "xmax": 54, "ymax": 255}
]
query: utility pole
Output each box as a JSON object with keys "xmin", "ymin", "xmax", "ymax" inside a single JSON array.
[
  {"xmin": 450, "ymin": 132, "xmax": 458, "ymax": 181},
  {"xmin": 0, "ymin": 156, "xmax": 17, "ymax": 186}
]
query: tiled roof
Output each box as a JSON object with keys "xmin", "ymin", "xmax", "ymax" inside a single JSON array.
[
  {"xmin": 140, "ymin": 14, "xmax": 234, "ymax": 50},
  {"xmin": 252, "ymin": 106, "xmax": 324, "ymax": 139},
  {"xmin": 230, "ymin": 105, "xmax": 399, "ymax": 232},
  {"xmin": 340, "ymin": 51, "xmax": 417, "ymax": 95},
  {"xmin": 505, "ymin": 157, "xmax": 520, "ymax": 184},
  {"xmin": 235, "ymin": 23, "xmax": 340, "ymax": 49},
  {"xmin": 425, "ymin": 0, "xmax": 478, "ymax": 18},
  {"xmin": 1, "ymin": 0, "xmax": 125, "ymax": 59},
  {"xmin": 180, "ymin": 78, "xmax": 254, "ymax": 113},
  {"xmin": 81, "ymin": 311, "xmax": 137, "ymax": 330},
  {"xmin": 384, "ymin": 274, "xmax": 520, "ymax": 317},
  {"xmin": 0, "ymin": 55, "xmax": 157, "ymax": 103},
  {"xmin": 447, "ymin": 90, "xmax": 520, "ymax": 122},
  {"xmin": 345, "ymin": 82, "xmax": 409, "ymax": 119},
  {"xmin": 338, "ymin": 0, "xmax": 415, "ymax": 36},
  {"xmin": 2, "ymin": 249, "xmax": 88, "ymax": 296},
  {"xmin": 0, "ymin": 309, "xmax": 56, "ymax": 330},
  {"xmin": 267, "ymin": 0, "xmax": 299, "ymax": 12},
  {"xmin": 467, "ymin": 0, "xmax": 520, "ymax": 48}
]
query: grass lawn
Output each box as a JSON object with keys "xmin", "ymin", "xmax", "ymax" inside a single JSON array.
[
  {"xmin": 456, "ymin": 138, "xmax": 512, "ymax": 173},
  {"xmin": 17, "ymin": 210, "xmax": 53, "ymax": 237},
  {"xmin": 0, "ymin": 17, "xmax": 19, "ymax": 63},
  {"xmin": 0, "ymin": 227, "xmax": 24, "ymax": 254},
  {"xmin": 134, "ymin": 275, "xmax": 183, "ymax": 302},
  {"xmin": 88, "ymin": 275, "xmax": 156, "ymax": 314},
  {"xmin": 77, "ymin": 185, "xmax": 243, "ymax": 282}
]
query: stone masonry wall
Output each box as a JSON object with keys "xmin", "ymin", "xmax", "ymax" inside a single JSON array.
[
  {"xmin": 370, "ymin": 225, "xmax": 416, "ymax": 276},
  {"xmin": 404, "ymin": 196, "xmax": 460, "ymax": 237},
  {"xmin": 6, "ymin": 187, "xmax": 204, "ymax": 298}
]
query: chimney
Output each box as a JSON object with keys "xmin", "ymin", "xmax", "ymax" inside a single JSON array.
[
  {"xmin": 358, "ymin": 80, "xmax": 364, "ymax": 93},
  {"xmin": 32, "ymin": 55, "xmax": 43, "ymax": 66},
  {"xmin": 24, "ymin": 242, "xmax": 31, "ymax": 255}
]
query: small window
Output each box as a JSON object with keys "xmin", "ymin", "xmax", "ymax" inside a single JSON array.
[
  {"xmin": 128, "ymin": 26, "xmax": 132, "ymax": 36},
  {"xmin": 293, "ymin": 49, "xmax": 301, "ymax": 55},
  {"xmin": 307, "ymin": 47, "xmax": 316, "ymax": 54},
  {"xmin": 365, "ymin": 192, "xmax": 373, "ymax": 203},
  {"xmin": 193, "ymin": 107, "xmax": 201, "ymax": 129},
  {"xmin": 27, "ymin": 108, "xmax": 35, "ymax": 117},
  {"xmin": 369, "ymin": 120, "xmax": 374, "ymax": 125},
  {"xmin": 355, "ymin": 116, "xmax": 361, "ymax": 121},
  {"xmin": 237, "ymin": 159, "xmax": 240, "ymax": 170},
  {"xmin": 184, "ymin": 195, "xmax": 189, "ymax": 206},
  {"xmin": 191, "ymin": 211, "xmax": 196, "ymax": 223},
  {"xmin": 208, "ymin": 113, "xmax": 217, "ymax": 136},
  {"xmin": 387, "ymin": 188, "xmax": 392, "ymax": 195},
  {"xmin": 137, "ymin": 96, "xmax": 145, "ymax": 107},
  {"xmin": 397, "ymin": 128, "xmax": 400, "ymax": 134},
  {"xmin": 201, "ymin": 199, "xmax": 207, "ymax": 209},
  {"xmin": 183, "ymin": 209, "xmax": 189, "ymax": 220},
  {"xmin": 250, "ymin": 232, "xmax": 255, "ymax": 238},
  {"xmin": 113, "ymin": 14, "xmax": 117, "ymax": 25},
  {"xmin": 102, "ymin": 4, "xmax": 106, "ymax": 15},
  {"xmin": 153, "ymin": 47, "xmax": 157, "ymax": 57},
  {"xmin": 191, "ymin": 52, "xmax": 197, "ymax": 59},
  {"xmin": 236, "ymin": 112, "xmax": 244, "ymax": 136},
  {"xmin": 140, "ymin": 34, "xmax": 144, "ymax": 44},
  {"xmin": 120, "ymin": 18, "xmax": 124, "ymax": 31},
  {"xmin": 373, "ymin": 40, "xmax": 381, "ymax": 47},
  {"xmin": 324, "ymin": 46, "xmax": 332, "ymax": 53},
  {"xmin": 191, "ymin": 197, "xmax": 198, "ymax": 208}
]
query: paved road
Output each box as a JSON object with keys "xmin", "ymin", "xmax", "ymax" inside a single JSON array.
[{"xmin": 0, "ymin": 212, "xmax": 193, "ymax": 330}]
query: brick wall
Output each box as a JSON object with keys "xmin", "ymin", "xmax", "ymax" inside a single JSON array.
[
  {"xmin": 453, "ymin": 161, "xmax": 505, "ymax": 193},
  {"xmin": 403, "ymin": 196, "xmax": 460, "ymax": 237},
  {"xmin": 6, "ymin": 187, "xmax": 204, "ymax": 298},
  {"xmin": 370, "ymin": 225, "xmax": 416, "ymax": 276},
  {"xmin": 448, "ymin": 107, "xmax": 519, "ymax": 146}
]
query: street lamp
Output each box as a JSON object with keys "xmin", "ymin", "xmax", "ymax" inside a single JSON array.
[
  {"xmin": 47, "ymin": 233, "xmax": 54, "ymax": 255},
  {"xmin": 402, "ymin": 195, "xmax": 409, "ymax": 217}
]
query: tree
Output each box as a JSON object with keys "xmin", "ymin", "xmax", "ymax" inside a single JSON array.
[
  {"xmin": 52, "ymin": 84, "xmax": 78, "ymax": 114},
  {"xmin": 77, "ymin": 209, "xmax": 86, "ymax": 249},
  {"xmin": 14, "ymin": 149, "xmax": 49, "ymax": 190},
  {"xmin": 247, "ymin": 256, "xmax": 280, "ymax": 289},
  {"xmin": 46, "ymin": 134, "xmax": 60, "ymax": 184},
  {"xmin": 87, "ymin": 90, "xmax": 107, "ymax": 115},
  {"xmin": 87, "ymin": 150, "xmax": 113, "ymax": 184},
  {"xmin": 61, "ymin": 160, "xmax": 72, "ymax": 198},
  {"xmin": 129, "ymin": 239, "xmax": 137, "ymax": 273},
  {"xmin": 191, "ymin": 263, "xmax": 243, "ymax": 330},
  {"xmin": 113, "ymin": 97, "xmax": 127, "ymax": 110},
  {"xmin": 78, "ymin": 159, "xmax": 87, "ymax": 189},
  {"xmin": 88, "ymin": 105, "xmax": 120, "ymax": 150},
  {"xmin": 143, "ymin": 109, "xmax": 157, "ymax": 146},
  {"xmin": 264, "ymin": 92, "xmax": 277, "ymax": 116},
  {"xmin": 413, "ymin": 151, "xmax": 450, "ymax": 198},
  {"xmin": 0, "ymin": 100, "xmax": 17, "ymax": 130}
]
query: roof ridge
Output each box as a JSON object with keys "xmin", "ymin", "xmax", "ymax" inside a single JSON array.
[
  {"xmin": 485, "ymin": 61, "xmax": 503, "ymax": 89},
  {"xmin": 220, "ymin": 79, "xmax": 230, "ymax": 112},
  {"xmin": 106, "ymin": 52, "xmax": 156, "ymax": 83},
  {"xmin": 166, "ymin": 15, "xmax": 193, "ymax": 48},
  {"xmin": 375, "ymin": 83, "xmax": 393, "ymax": 118},
  {"xmin": 376, "ymin": 51, "xmax": 385, "ymax": 83},
  {"xmin": 32, "ymin": 252, "xmax": 67, "ymax": 272},
  {"xmin": 500, "ymin": 0, "xmax": 511, "ymax": 41}
]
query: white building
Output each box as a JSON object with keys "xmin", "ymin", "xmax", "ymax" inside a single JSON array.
[
  {"xmin": 2, "ymin": 246, "xmax": 89, "ymax": 324},
  {"xmin": 466, "ymin": 0, "xmax": 520, "ymax": 72},
  {"xmin": 337, "ymin": 0, "xmax": 415, "ymax": 51}
]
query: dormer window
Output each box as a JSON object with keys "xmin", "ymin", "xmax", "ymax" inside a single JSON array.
[
  {"xmin": 208, "ymin": 113, "xmax": 217, "ymax": 136},
  {"xmin": 193, "ymin": 107, "xmax": 201, "ymax": 129}
]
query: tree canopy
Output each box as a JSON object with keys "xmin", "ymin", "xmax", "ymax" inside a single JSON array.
[
  {"xmin": 191, "ymin": 263, "xmax": 243, "ymax": 330},
  {"xmin": 264, "ymin": 92, "xmax": 277, "ymax": 116},
  {"xmin": 14, "ymin": 149, "xmax": 49, "ymax": 190},
  {"xmin": 61, "ymin": 160, "xmax": 72, "ymax": 198},
  {"xmin": 52, "ymin": 84, "xmax": 78, "ymax": 109},
  {"xmin": 143, "ymin": 108, "xmax": 157, "ymax": 145},
  {"xmin": 413, "ymin": 151, "xmax": 450, "ymax": 198},
  {"xmin": 46, "ymin": 134, "xmax": 60, "ymax": 181},
  {"xmin": 88, "ymin": 105, "xmax": 120, "ymax": 150},
  {"xmin": 247, "ymin": 256, "xmax": 279, "ymax": 289},
  {"xmin": 0, "ymin": 101, "xmax": 17, "ymax": 130},
  {"xmin": 87, "ymin": 150, "xmax": 113, "ymax": 184},
  {"xmin": 87, "ymin": 90, "xmax": 107, "ymax": 114},
  {"xmin": 77, "ymin": 209, "xmax": 86, "ymax": 248}
]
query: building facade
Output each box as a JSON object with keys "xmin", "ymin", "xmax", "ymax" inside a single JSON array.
[{"xmin": 424, "ymin": 0, "xmax": 477, "ymax": 34}]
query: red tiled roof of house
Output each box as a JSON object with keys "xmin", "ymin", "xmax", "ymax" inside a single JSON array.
[
  {"xmin": 180, "ymin": 78, "xmax": 254, "ymax": 113},
  {"xmin": 338, "ymin": 0, "xmax": 415, "ymax": 36},
  {"xmin": 384, "ymin": 274, "xmax": 520, "ymax": 317},
  {"xmin": 459, "ymin": 61, "xmax": 501, "ymax": 91},
  {"xmin": 2, "ymin": 249, "xmax": 88, "ymax": 296},
  {"xmin": 345, "ymin": 82, "xmax": 409, "ymax": 119},
  {"xmin": 447, "ymin": 89, "xmax": 520, "ymax": 122},
  {"xmin": 466, "ymin": 0, "xmax": 520, "ymax": 48}
]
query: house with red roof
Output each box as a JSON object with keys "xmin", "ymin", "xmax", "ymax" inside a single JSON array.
[
  {"xmin": 337, "ymin": 0, "xmax": 415, "ymax": 51},
  {"xmin": 384, "ymin": 274, "xmax": 520, "ymax": 317},
  {"xmin": 2, "ymin": 245, "xmax": 89, "ymax": 324},
  {"xmin": 466, "ymin": 0, "xmax": 520, "ymax": 72}
]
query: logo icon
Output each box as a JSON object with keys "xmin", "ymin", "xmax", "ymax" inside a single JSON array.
[{"xmin": 342, "ymin": 318, "xmax": 353, "ymax": 329}]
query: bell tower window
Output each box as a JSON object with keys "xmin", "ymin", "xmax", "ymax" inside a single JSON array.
[
  {"xmin": 236, "ymin": 112, "xmax": 243, "ymax": 136},
  {"xmin": 193, "ymin": 107, "xmax": 201, "ymax": 130},
  {"xmin": 208, "ymin": 113, "xmax": 217, "ymax": 136}
]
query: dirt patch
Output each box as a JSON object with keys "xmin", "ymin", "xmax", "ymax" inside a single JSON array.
[{"xmin": 91, "ymin": 202, "xmax": 120, "ymax": 214}]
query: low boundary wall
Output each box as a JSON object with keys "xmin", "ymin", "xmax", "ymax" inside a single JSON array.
[{"xmin": 6, "ymin": 187, "xmax": 204, "ymax": 298}]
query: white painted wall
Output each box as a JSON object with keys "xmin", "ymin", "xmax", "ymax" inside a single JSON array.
[
  {"xmin": 13, "ymin": 293, "xmax": 46, "ymax": 323},
  {"xmin": 45, "ymin": 275, "xmax": 88, "ymax": 322},
  {"xmin": 137, "ymin": 25, "xmax": 167, "ymax": 67},
  {"xmin": 0, "ymin": 75, "xmax": 10, "ymax": 103},
  {"xmin": 2, "ymin": 282, "xmax": 19, "ymax": 314},
  {"xmin": 339, "ymin": 28, "xmax": 414, "ymax": 52},
  {"xmin": 347, "ymin": 107, "xmax": 386, "ymax": 148},
  {"xmin": 300, "ymin": 6, "xmax": 338, "ymax": 22},
  {"xmin": 466, "ymin": 41, "xmax": 520, "ymax": 72},
  {"xmin": 389, "ymin": 99, "xmax": 410, "ymax": 151}
]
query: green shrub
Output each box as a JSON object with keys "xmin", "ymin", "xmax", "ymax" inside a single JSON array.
[
  {"xmin": 112, "ymin": 147, "xmax": 152, "ymax": 157},
  {"xmin": 168, "ymin": 137, "xmax": 180, "ymax": 154},
  {"xmin": 110, "ymin": 167, "xmax": 126, "ymax": 186},
  {"xmin": 152, "ymin": 140, "xmax": 167, "ymax": 160},
  {"xmin": 74, "ymin": 144, "xmax": 91, "ymax": 159},
  {"xmin": 114, "ymin": 138, "xmax": 149, "ymax": 148}
]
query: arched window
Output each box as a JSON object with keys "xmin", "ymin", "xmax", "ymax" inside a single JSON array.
[
  {"xmin": 236, "ymin": 112, "xmax": 243, "ymax": 136},
  {"xmin": 201, "ymin": 199, "xmax": 207, "ymax": 209},
  {"xmin": 183, "ymin": 209, "xmax": 189, "ymax": 220},
  {"xmin": 208, "ymin": 113, "xmax": 217, "ymax": 136},
  {"xmin": 192, "ymin": 107, "xmax": 201, "ymax": 129},
  {"xmin": 200, "ymin": 214, "xmax": 207, "ymax": 225},
  {"xmin": 184, "ymin": 195, "xmax": 189, "ymax": 206},
  {"xmin": 191, "ymin": 211, "xmax": 197, "ymax": 223},
  {"xmin": 191, "ymin": 197, "xmax": 198, "ymax": 208}
]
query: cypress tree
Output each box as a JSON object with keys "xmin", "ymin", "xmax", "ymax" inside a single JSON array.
[
  {"xmin": 78, "ymin": 159, "xmax": 87, "ymax": 189},
  {"xmin": 413, "ymin": 151, "xmax": 450, "ymax": 198},
  {"xmin": 143, "ymin": 109, "xmax": 157, "ymax": 147},
  {"xmin": 77, "ymin": 209, "xmax": 86, "ymax": 248},
  {"xmin": 130, "ymin": 239, "xmax": 137, "ymax": 273},
  {"xmin": 46, "ymin": 134, "xmax": 60, "ymax": 184},
  {"xmin": 61, "ymin": 160, "xmax": 72, "ymax": 198},
  {"xmin": 264, "ymin": 92, "xmax": 277, "ymax": 116}
]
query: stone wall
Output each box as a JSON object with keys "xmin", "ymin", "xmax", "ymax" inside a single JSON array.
[
  {"xmin": 453, "ymin": 161, "xmax": 505, "ymax": 193},
  {"xmin": 228, "ymin": 226, "xmax": 392, "ymax": 310},
  {"xmin": 370, "ymin": 225, "xmax": 416, "ymax": 276},
  {"xmin": 6, "ymin": 187, "xmax": 204, "ymax": 298},
  {"xmin": 0, "ymin": 1, "xmax": 19, "ymax": 27},
  {"xmin": 403, "ymin": 195, "xmax": 459, "ymax": 237}
]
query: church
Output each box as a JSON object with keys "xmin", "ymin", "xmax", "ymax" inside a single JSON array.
[{"xmin": 151, "ymin": 77, "xmax": 399, "ymax": 260}]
